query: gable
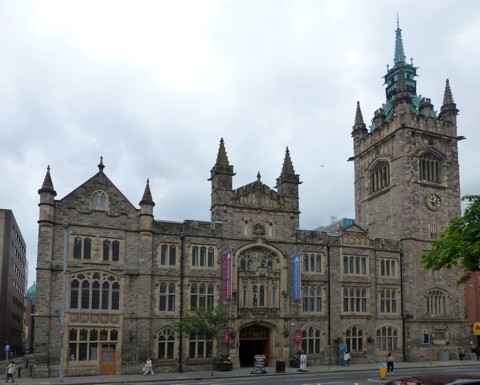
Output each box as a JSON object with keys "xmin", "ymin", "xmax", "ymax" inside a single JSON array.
[
  {"xmin": 232, "ymin": 180, "xmax": 281, "ymax": 209},
  {"xmin": 58, "ymin": 171, "xmax": 138, "ymax": 216}
]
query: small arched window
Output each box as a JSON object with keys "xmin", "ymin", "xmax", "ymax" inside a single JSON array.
[
  {"xmin": 92, "ymin": 191, "xmax": 108, "ymax": 211},
  {"xmin": 370, "ymin": 161, "xmax": 390, "ymax": 193}
]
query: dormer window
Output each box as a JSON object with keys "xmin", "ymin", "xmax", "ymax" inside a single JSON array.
[{"xmin": 92, "ymin": 191, "xmax": 108, "ymax": 211}]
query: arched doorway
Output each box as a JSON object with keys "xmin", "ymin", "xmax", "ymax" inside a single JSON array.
[{"xmin": 238, "ymin": 325, "xmax": 270, "ymax": 367}]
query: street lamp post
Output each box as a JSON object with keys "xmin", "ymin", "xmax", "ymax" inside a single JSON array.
[{"xmin": 60, "ymin": 224, "xmax": 68, "ymax": 382}]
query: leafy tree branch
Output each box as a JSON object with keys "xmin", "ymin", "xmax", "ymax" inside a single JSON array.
[
  {"xmin": 422, "ymin": 195, "xmax": 480, "ymax": 284},
  {"xmin": 174, "ymin": 306, "xmax": 235, "ymax": 376}
]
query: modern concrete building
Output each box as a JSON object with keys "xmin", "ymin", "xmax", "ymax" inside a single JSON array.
[{"xmin": 0, "ymin": 209, "xmax": 28, "ymax": 356}]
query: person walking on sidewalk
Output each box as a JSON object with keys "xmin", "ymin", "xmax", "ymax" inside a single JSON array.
[
  {"xmin": 343, "ymin": 351, "xmax": 351, "ymax": 367},
  {"xmin": 458, "ymin": 347, "xmax": 465, "ymax": 360},
  {"xmin": 386, "ymin": 352, "xmax": 395, "ymax": 374},
  {"xmin": 5, "ymin": 361, "xmax": 16, "ymax": 383},
  {"xmin": 143, "ymin": 358, "xmax": 154, "ymax": 375}
]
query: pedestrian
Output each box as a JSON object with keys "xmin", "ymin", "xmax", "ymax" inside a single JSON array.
[
  {"xmin": 458, "ymin": 347, "xmax": 465, "ymax": 360},
  {"xmin": 343, "ymin": 351, "xmax": 351, "ymax": 367},
  {"xmin": 386, "ymin": 352, "xmax": 395, "ymax": 374},
  {"xmin": 475, "ymin": 346, "xmax": 480, "ymax": 361},
  {"xmin": 5, "ymin": 361, "xmax": 16, "ymax": 383},
  {"xmin": 143, "ymin": 358, "xmax": 154, "ymax": 375}
]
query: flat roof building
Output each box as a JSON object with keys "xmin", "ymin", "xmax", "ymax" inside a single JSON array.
[{"xmin": 0, "ymin": 209, "xmax": 28, "ymax": 356}]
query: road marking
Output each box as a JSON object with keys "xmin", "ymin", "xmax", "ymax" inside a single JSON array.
[{"xmin": 299, "ymin": 382, "xmax": 345, "ymax": 385}]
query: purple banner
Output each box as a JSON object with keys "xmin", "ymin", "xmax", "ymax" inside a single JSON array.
[{"xmin": 293, "ymin": 253, "xmax": 301, "ymax": 301}]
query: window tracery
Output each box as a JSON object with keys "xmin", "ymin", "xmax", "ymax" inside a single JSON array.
[
  {"xmin": 345, "ymin": 326, "xmax": 364, "ymax": 352},
  {"xmin": 70, "ymin": 272, "xmax": 120, "ymax": 311}
]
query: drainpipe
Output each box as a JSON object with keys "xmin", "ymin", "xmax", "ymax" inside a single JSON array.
[
  {"xmin": 400, "ymin": 250, "xmax": 407, "ymax": 361},
  {"xmin": 327, "ymin": 241, "xmax": 332, "ymax": 366}
]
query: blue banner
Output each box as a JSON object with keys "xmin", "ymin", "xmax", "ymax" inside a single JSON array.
[{"xmin": 293, "ymin": 253, "xmax": 301, "ymax": 301}]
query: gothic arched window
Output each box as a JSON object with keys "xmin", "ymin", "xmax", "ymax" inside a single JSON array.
[
  {"xmin": 345, "ymin": 326, "xmax": 364, "ymax": 352},
  {"xmin": 376, "ymin": 326, "xmax": 399, "ymax": 352},
  {"xmin": 156, "ymin": 328, "xmax": 176, "ymax": 360},
  {"xmin": 370, "ymin": 161, "xmax": 390, "ymax": 193},
  {"xmin": 301, "ymin": 326, "xmax": 322, "ymax": 355},
  {"xmin": 69, "ymin": 272, "xmax": 120, "ymax": 311},
  {"xmin": 92, "ymin": 190, "xmax": 108, "ymax": 211},
  {"xmin": 419, "ymin": 152, "xmax": 441, "ymax": 183},
  {"xmin": 425, "ymin": 289, "xmax": 446, "ymax": 316}
]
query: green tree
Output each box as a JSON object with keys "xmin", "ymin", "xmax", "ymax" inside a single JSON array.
[
  {"xmin": 174, "ymin": 306, "xmax": 234, "ymax": 376},
  {"xmin": 422, "ymin": 195, "xmax": 480, "ymax": 284}
]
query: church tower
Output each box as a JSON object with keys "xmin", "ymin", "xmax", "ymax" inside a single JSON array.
[{"xmin": 351, "ymin": 20, "xmax": 467, "ymax": 360}]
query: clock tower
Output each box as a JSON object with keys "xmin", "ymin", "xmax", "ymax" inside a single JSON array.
[{"xmin": 350, "ymin": 20, "xmax": 467, "ymax": 360}]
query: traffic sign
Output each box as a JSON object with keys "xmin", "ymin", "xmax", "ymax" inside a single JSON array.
[
  {"xmin": 379, "ymin": 362, "xmax": 387, "ymax": 379},
  {"xmin": 4, "ymin": 344, "xmax": 10, "ymax": 352},
  {"xmin": 474, "ymin": 322, "xmax": 480, "ymax": 335}
]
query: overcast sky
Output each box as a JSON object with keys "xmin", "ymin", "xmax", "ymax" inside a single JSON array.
[{"xmin": 1, "ymin": 0, "xmax": 479, "ymax": 287}]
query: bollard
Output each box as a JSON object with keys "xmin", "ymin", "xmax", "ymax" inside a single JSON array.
[
  {"xmin": 18, "ymin": 366, "xmax": 21, "ymax": 378},
  {"xmin": 29, "ymin": 364, "xmax": 33, "ymax": 377}
]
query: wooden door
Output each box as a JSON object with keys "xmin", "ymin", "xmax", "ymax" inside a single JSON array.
[{"xmin": 99, "ymin": 344, "xmax": 116, "ymax": 375}]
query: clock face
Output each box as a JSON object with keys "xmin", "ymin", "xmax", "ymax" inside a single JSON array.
[{"xmin": 425, "ymin": 194, "xmax": 442, "ymax": 211}]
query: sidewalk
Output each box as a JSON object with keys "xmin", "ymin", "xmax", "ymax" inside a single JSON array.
[{"xmin": 9, "ymin": 359, "xmax": 480, "ymax": 385}]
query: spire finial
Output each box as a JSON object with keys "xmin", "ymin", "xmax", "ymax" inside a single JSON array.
[
  {"xmin": 139, "ymin": 178, "xmax": 155, "ymax": 206},
  {"xmin": 443, "ymin": 79, "xmax": 455, "ymax": 105},
  {"xmin": 439, "ymin": 79, "xmax": 459, "ymax": 119},
  {"xmin": 257, "ymin": 172, "xmax": 261, "ymax": 181},
  {"xmin": 38, "ymin": 165, "xmax": 57, "ymax": 196},
  {"xmin": 394, "ymin": 16, "xmax": 406, "ymax": 66},
  {"xmin": 354, "ymin": 101, "xmax": 365, "ymax": 125},
  {"xmin": 215, "ymin": 138, "xmax": 230, "ymax": 167},
  {"xmin": 281, "ymin": 147, "xmax": 295, "ymax": 176},
  {"xmin": 98, "ymin": 156, "xmax": 105, "ymax": 172}
]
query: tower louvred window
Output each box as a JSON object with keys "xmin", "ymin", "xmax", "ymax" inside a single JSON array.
[{"xmin": 370, "ymin": 161, "xmax": 390, "ymax": 193}]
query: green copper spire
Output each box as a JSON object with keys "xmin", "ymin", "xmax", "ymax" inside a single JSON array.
[
  {"xmin": 383, "ymin": 17, "xmax": 417, "ymax": 103},
  {"xmin": 368, "ymin": 18, "xmax": 421, "ymax": 131},
  {"xmin": 394, "ymin": 15, "xmax": 406, "ymax": 66}
]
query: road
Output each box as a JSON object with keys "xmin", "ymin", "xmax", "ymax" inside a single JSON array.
[{"xmin": 113, "ymin": 365, "xmax": 480, "ymax": 385}]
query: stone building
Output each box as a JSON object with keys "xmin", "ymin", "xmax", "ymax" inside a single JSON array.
[
  {"xmin": 350, "ymin": 21, "xmax": 468, "ymax": 361},
  {"xmin": 34, "ymin": 22, "xmax": 468, "ymax": 377}
]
